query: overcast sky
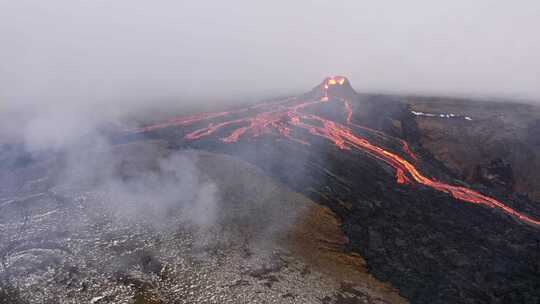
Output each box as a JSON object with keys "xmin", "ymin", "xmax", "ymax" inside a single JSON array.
[{"xmin": 2, "ymin": 0, "xmax": 540, "ymax": 116}]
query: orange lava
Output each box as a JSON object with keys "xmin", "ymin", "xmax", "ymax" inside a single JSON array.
[
  {"xmin": 344, "ymin": 99, "xmax": 418, "ymax": 162},
  {"xmin": 131, "ymin": 77, "xmax": 540, "ymax": 226}
]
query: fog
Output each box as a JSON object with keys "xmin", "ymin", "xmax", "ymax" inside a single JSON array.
[
  {"xmin": 1, "ymin": 0, "xmax": 540, "ymax": 147},
  {"xmin": 1, "ymin": 2, "xmax": 539, "ymax": 300}
]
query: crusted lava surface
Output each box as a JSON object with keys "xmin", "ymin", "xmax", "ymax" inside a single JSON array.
[
  {"xmin": 123, "ymin": 77, "xmax": 540, "ymax": 304},
  {"xmin": 408, "ymin": 96, "xmax": 540, "ymax": 202},
  {"xmin": 0, "ymin": 142, "xmax": 405, "ymax": 304}
]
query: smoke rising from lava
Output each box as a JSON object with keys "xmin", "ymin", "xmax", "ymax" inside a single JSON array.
[
  {"xmin": 131, "ymin": 76, "xmax": 540, "ymax": 226},
  {"xmin": 0, "ymin": 1, "xmax": 538, "ymax": 266}
]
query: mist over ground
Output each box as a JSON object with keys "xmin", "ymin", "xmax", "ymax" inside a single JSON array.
[
  {"xmin": 2, "ymin": 3, "xmax": 540, "ymax": 303},
  {"xmin": 1, "ymin": 0, "xmax": 540, "ymax": 149}
]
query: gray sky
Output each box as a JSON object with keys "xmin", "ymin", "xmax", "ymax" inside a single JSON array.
[{"xmin": 2, "ymin": 0, "xmax": 540, "ymax": 117}]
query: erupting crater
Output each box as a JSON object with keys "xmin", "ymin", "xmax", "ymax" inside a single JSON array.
[
  {"xmin": 130, "ymin": 76, "xmax": 540, "ymax": 227},
  {"xmin": 318, "ymin": 76, "xmax": 356, "ymax": 101}
]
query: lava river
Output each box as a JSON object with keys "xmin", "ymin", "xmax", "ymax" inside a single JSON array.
[{"xmin": 130, "ymin": 76, "xmax": 540, "ymax": 227}]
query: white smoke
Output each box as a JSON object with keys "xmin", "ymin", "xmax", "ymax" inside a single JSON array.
[{"xmin": 53, "ymin": 134, "xmax": 220, "ymax": 234}]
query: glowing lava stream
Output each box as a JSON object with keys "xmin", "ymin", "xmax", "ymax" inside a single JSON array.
[
  {"xmin": 343, "ymin": 99, "xmax": 418, "ymax": 162},
  {"xmin": 133, "ymin": 77, "xmax": 540, "ymax": 226}
]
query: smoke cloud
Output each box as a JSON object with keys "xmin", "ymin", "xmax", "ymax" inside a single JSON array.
[
  {"xmin": 60, "ymin": 142, "xmax": 221, "ymax": 235},
  {"xmin": 1, "ymin": 1, "xmax": 538, "ymax": 150},
  {"xmin": 0, "ymin": 0, "xmax": 539, "ymax": 152}
]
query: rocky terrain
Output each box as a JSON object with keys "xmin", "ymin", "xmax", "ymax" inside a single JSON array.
[
  {"xmin": 0, "ymin": 141, "xmax": 404, "ymax": 304},
  {"xmin": 1, "ymin": 77, "xmax": 539, "ymax": 304},
  {"xmin": 407, "ymin": 96, "xmax": 540, "ymax": 201}
]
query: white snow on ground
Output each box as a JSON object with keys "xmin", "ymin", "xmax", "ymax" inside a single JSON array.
[{"xmin": 411, "ymin": 111, "xmax": 473, "ymax": 121}]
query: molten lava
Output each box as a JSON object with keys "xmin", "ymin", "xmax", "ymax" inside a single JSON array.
[{"xmin": 130, "ymin": 77, "xmax": 540, "ymax": 227}]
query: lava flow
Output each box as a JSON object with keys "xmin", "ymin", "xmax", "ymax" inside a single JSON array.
[{"xmin": 131, "ymin": 76, "xmax": 540, "ymax": 227}]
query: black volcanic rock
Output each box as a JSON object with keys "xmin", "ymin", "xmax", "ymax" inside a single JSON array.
[
  {"xmin": 409, "ymin": 97, "xmax": 540, "ymax": 202},
  {"xmin": 141, "ymin": 81, "xmax": 540, "ymax": 304},
  {"xmin": 471, "ymin": 158, "xmax": 515, "ymax": 193},
  {"xmin": 308, "ymin": 76, "xmax": 357, "ymax": 101},
  {"xmin": 5, "ymin": 78, "xmax": 540, "ymax": 304},
  {"xmin": 0, "ymin": 143, "xmax": 407, "ymax": 304},
  {"xmin": 186, "ymin": 134, "xmax": 540, "ymax": 304}
]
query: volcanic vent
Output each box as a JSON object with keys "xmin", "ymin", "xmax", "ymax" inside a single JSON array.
[
  {"xmin": 130, "ymin": 76, "xmax": 539, "ymax": 227},
  {"xmin": 313, "ymin": 76, "xmax": 357, "ymax": 101},
  {"xmin": 122, "ymin": 76, "xmax": 540, "ymax": 303}
]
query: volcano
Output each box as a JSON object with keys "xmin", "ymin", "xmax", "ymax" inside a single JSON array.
[
  {"xmin": 130, "ymin": 77, "xmax": 539, "ymax": 226},
  {"xmin": 124, "ymin": 76, "xmax": 540, "ymax": 303},
  {"xmin": 2, "ymin": 77, "xmax": 540, "ymax": 304}
]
